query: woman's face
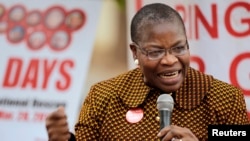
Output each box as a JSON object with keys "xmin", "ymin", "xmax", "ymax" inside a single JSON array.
[{"xmin": 131, "ymin": 21, "xmax": 190, "ymax": 93}]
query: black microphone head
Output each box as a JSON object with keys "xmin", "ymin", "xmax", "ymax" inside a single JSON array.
[{"xmin": 157, "ymin": 94, "xmax": 174, "ymax": 111}]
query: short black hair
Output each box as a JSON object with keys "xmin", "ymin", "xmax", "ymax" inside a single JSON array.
[{"xmin": 130, "ymin": 3, "xmax": 186, "ymax": 43}]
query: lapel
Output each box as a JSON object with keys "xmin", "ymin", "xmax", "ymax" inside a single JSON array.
[{"xmin": 115, "ymin": 68, "xmax": 151, "ymax": 108}]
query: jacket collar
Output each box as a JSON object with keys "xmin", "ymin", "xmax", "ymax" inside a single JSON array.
[
  {"xmin": 115, "ymin": 67, "xmax": 213, "ymax": 110},
  {"xmin": 115, "ymin": 68, "xmax": 151, "ymax": 108},
  {"xmin": 175, "ymin": 67, "xmax": 213, "ymax": 110}
]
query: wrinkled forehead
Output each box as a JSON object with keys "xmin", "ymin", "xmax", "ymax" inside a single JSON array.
[{"xmin": 136, "ymin": 19, "xmax": 185, "ymax": 43}]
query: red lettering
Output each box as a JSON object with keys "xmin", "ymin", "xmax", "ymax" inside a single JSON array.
[
  {"xmin": 195, "ymin": 4, "xmax": 218, "ymax": 39},
  {"xmin": 190, "ymin": 56, "xmax": 205, "ymax": 73},
  {"xmin": 21, "ymin": 59, "xmax": 39, "ymax": 89},
  {"xmin": 176, "ymin": 5, "xmax": 187, "ymax": 21},
  {"xmin": 56, "ymin": 60, "xmax": 74, "ymax": 91},
  {"xmin": 42, "ymin": 59, "xmax": 57, "ymax": 89},
  {"xmin": 133, "ymin": 2, "xmax": 250, "ymax": 40},
  {"xmin": 225, "ymin": 2, "xmax": 250, "ymax": 37},
  {"xmin": 176, "ymin": 5, "xmax": 192, "ymax": 39},
  {"xmin": 135, "ymin": 0, "xmax": 142, "ymax": 11},
  {"xmin": 2, "ymin": 57, "xmax": 73, "ymax": 90},
  {"xmin": 17, "ymin": 111, "xmax": 29, "ymax": 121},
  {"xmin": 230, "ymin": 52, "xmax": 250, "ymax": 96},
  {"xmin": 33, "ymin": 112, "xmax": 48, "ymax": 122},
  {"xmin": 0, "ymin": 110, "xmax": 13, "ymax": 120},
  {"xmin": 2, "ymin": 58, "xmax": 22, "ymax": 87}
]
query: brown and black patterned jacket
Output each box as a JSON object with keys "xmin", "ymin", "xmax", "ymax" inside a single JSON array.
[{"xmin": 74, "ymin": 67, "xmax": 249, "ymax": 141}]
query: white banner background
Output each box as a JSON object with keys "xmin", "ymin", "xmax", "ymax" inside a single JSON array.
[
  {"xmin": 0, "ymin": 0, "xmax": 102, "ymax": 141},
  {"xmin": 126, "ymin": 0, "xmax": 250, "ymax": 118}
]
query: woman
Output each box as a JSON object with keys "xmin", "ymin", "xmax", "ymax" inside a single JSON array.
[{"xmin": 46, "ymin": 3, "xmax": 249, "ymax": 141}]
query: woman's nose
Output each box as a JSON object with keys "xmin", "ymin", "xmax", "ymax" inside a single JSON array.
[{"xmin": 160, "ymin": 52, "xmax": 178, "ymax": 65}]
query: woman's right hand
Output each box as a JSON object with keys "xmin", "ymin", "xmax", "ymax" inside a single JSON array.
[{"xmin": 45, "ymin": 106, "xmax": 71, "ymax": 141}]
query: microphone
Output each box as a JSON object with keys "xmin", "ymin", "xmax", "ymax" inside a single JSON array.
[{"xmin": 157, "ymin": 94, "xmax": 174, "ymax": 130}]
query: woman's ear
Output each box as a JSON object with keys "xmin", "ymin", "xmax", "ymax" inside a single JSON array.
[
  {"xmin": 129, "ymin": 43, "xmax": 137, "ymax": 60},
  {"xmin": 129, "ymin": 43, "xmax": 140, "ymax": 67}
]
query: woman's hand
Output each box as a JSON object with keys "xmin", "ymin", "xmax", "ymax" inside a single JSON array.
[
  {"xmin": 157, "ymin": 125, "xmax": 199, "ymax": 141},
  {"xmin": 45, "ymin": 107, "xmax": 71, "ymax": 141}
]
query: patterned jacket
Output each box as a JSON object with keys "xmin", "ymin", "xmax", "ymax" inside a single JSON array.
[{"xmin": 74, "ymin": 67, "xmax": 249, "ymax": 141}]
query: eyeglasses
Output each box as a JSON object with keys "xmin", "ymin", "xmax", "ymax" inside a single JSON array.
[{"xmin": 133, "ymin": 41, "xmax": 189, "ymax": 61}]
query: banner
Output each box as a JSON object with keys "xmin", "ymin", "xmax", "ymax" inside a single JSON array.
[
  {"xmin": 0, "ymin": 0, "xmax": 102, "ymax": 141},
  {"xmin": 126, "ymin": 0, "xmax": 250, "ymax": 118}
]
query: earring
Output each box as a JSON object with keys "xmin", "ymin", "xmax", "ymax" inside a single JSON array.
[{"xmin": 134, "ymin": 59, "xmax": 139, "ymax": 65}]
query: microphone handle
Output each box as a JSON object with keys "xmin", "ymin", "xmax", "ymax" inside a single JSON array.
[{"xmin": 159, "ymin": 110, "xmax": 172, "ymax": 130}]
